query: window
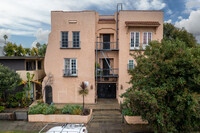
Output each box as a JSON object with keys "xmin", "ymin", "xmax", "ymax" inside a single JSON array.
[
  {"xmin": 38, "ymin": 61, "xmax": 42, "ymax": 70},
  {"xmin": 128, "ymin": 60, "xmax": 134, "ymax": 70},
  {"xmin": 72, "ymin": 32, "xmax": 80, "ymax": 48},
  {"xmin": 61, "ymin": 32, "xmax": 68, "ymax": 48},
  {"xmin": 130, "ymin": 32, "xmax": 140, "ymax": 50},
  {"xmin": 143, "ymin": 32, "xmax": 152, "ymax": 49},
  {"xmin": 26, "ymin": 60, "xmax": 36, "ymax": 71},
  {"xmin": 64, "ymin": 58, "xmax": 77, "ymax": 76}
]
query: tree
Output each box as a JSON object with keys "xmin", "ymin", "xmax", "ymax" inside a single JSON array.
[
  {"xmin": 3, "ymin": 35, "xmax": 8, "ymax": 44},
  {"xmin": 121, "ymin": 40, "xmax": 200, "ymax": 132},
  {"xmin": 31, "ymin": 47, "xmax": 38, "ymax": 56},
  {"xmin": 38, "ymin": 44, "xmax": 47, "ymax": 57},
  {"xmin": 78, "ymin": 82, "xmax": 89, "ymax": 111},
  {"xmin": 25, "ymin": 48, "xmax": 31, "ymax": 56},
  {"xmin": 15, "ymin": 45, "xmax": 25, "ymax": 56},
  {"xmin": 0, "ymin": 64, "xmax": 21, "ymax": 100},
  {"xmin": 164, "ymin": 23, "xmax": 197, "ymax": 47}
]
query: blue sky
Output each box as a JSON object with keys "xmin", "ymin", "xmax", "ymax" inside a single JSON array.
[{"xmin": 0, "ymin": 0, "xmax": 200, "ymax": 48}]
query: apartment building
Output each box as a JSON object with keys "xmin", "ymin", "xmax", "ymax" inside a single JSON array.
[{"xmin": 44, "ymin": 9, "xmax": 163, "ymax": 104}]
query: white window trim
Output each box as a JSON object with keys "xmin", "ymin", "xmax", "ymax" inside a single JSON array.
[
  {"xmin": 64, "ymin": 58, "xmax": 77, "ymax": 76},
  {"xmin": 143, "ymin": 32, "xmax": 152, "ymax": 49},
  {"xmin": 61, "ymin": 31, "xmax": 68, "ymax": 48},
  {"xmin": 130, "ymin": 32, "xmax": 140, "ymax": 50},
  {"xmin": 72, "ymin": 31, "xmax": 80, "ymax": 48},
  {"xmin": 128, "ymin": 60, "xmax": 134, "ymax": 70}
]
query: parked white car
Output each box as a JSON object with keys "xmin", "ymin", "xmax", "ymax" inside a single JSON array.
[{"xmin": 40, "ymin": 123, "xmax": 88, "ymax": 133}]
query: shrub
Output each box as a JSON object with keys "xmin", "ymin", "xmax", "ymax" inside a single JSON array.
[
  {"xmin": 0, "ymin": 106, "xmax": 4, "ymax": 112},
  {"xmin": 62, "ymin": 104, "xmax": 83, "ymax": 115},
  {"xmin": 28, "ymin": 103, "xmax": 56, "ymax": 115}
]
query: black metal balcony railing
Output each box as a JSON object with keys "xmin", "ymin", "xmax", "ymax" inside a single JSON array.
[
  {"xmin": 63, "ymin": 69, "xmax": 78, "ymax": 77},
  {"xmin": 130, "ymin": 43, "xmax": 149, "ymax": 50},
  {"xmin": 96, "ymin": 42, "xmax": 119, "ymax": 51},
  {"xmin": 96, "ymin": 68, "xmax": 119, "ymax": 77},
  {"xmin": 60, "ymin": 41, "xmax": 81, "ymax": 49}
]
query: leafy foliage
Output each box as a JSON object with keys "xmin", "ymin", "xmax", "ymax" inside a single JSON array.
[
  {"xmin": 0, "ymin": 106, "xmax": 4, "ymax": 112},
  {"xmin": 0, "ymin": 64, "xmax": 21, "ymax": 100},
  {"xmin": 62, "ymin": 104, "xmax": 83, "ymax": 115},
  {"xmin": 78, "ymin": 82, "xmax": 89, "ymax": 110},
  {"xmin": 121, "ymin": 39, "xmax": 200, "ymax": 132},
  {"xmin": 164, "ymin": 23, "xmax": 197, "ymax": 47},
  {"xmin": 38, "ymin": 44, "xmax": 47, "ymax": 57},
  {"xmin": 28, "ymin": 103, "xmax": 56, "ymax": 115}
]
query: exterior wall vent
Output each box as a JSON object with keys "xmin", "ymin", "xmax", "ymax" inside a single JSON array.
[{"xmin": 68, "ymin": 20, "xmax": 77, "ymax": 24}]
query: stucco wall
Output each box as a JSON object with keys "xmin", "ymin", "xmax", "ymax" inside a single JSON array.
[
  {"xmin": 44, "ymin": 11, "xmax": 96, "ymax": 104},
  {"xmin": 118, "ymin": 11, "xmax": 163, "ymax": 102}
]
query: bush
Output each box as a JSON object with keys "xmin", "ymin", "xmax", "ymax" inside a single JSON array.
[
  {"xmin": 0, "ymin": 106, "xmax": 4, "ymax": 112},
  {"xmin": 62, "ymin": 104, "xmax": 83, "ymax": 115},
  {"xmin": 28, "ymin": 103, "xmax": 56, "ymax": 115}
]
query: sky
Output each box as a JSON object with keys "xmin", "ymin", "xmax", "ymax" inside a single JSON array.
[{"xmin": 0, "ymin": 0, "xmax": 200, "ymax": 48}]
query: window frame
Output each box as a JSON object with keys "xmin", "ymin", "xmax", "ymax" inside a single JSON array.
[
  {"xmin": 143, "ymin": 32, "xmax": 152, "ymax": 49},
  {"xmin": 61, "ymin": 31, "xmax": 69, "ymax": 48},
  {"xmin": 64, "ymin": 58, "xmax": 77, "ymax": 76},
  {"xmin": 72, "ymin": 31, "xmax": 80, "ymax": 48},
  {"xmin": 128, "ymin": 60, "xmax": 134, "ymax": 70},
  {"xmin": 130, "ymin": 32, "xmax": 140, "ymax": 50}
]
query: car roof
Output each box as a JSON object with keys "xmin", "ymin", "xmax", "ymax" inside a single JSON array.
[{"xmin": 47, "ymin": 124, "xmax": 85, "ymax": 132}]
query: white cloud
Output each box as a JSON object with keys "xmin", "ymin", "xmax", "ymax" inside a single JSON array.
[
  {"xmin": 184, "ymin": 0, "xmax": 200, "ymax": 14},
  {"xmin": 164, "ymin": 19, "xmax": 172, "ymax": 23},
  {"xmin": 178, "ymin": 16, "xmax": 183, "ymax": 20},
  {"xmin": 32, "ymin": 28, "xmax": 50, "ymax": 47},
  {"xmin": 167, "ymin": 9, "xmax": 172, "ymax": 15},
  {"xmin": 175, "ymin": 10, "xmax": 200, "ymax": 42}
]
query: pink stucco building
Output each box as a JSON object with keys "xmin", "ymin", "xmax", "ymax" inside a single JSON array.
[{"xmin": 43, "ymin": 9, "xmax": 163, "ymax": 104}]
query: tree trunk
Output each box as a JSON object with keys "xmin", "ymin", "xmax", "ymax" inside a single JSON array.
[{"xmin": 83, "ymin": 95, "xmax": 84, "ymax": 110}]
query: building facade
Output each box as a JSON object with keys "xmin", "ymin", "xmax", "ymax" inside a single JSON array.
[{"xmin": 44, "ymin": 10, "xmax": 163, "ymax": 104}]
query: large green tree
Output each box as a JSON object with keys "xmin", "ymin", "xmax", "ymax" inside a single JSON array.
[
  {"xmin": 38, "ymin": 44, "xmax": 47, "ymax": 57},
  {"xmin": 121, "ymin": 39, "xmax": 200, "ymax": 132},
  {"xmin": 0, "ymin": 64, "xmax": 21, "ymax": 100},
  {"xmin": 163, "ymin": 23, "xmax": 197, "ymax": 47}
]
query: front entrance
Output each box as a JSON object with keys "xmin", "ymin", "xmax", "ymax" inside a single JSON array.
[
  {"xmin": 45, "ymin": 85, "xmax": 52, "ymax": 104},
  {"xmin": 97, "ymin": 83, "xmax": 116, "ymax": 98}
]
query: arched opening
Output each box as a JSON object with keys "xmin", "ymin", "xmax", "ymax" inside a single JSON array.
[{"xmin": 45, "ymin": 85, "xmax": 52, "ymax": 104}]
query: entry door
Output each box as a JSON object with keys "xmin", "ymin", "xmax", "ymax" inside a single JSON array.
[
  {"xmin": 103, "ymin": 59, "xmax": 110, "ymax": 76},
  {"xmin": 103, "ymin": 34, "xmax": 110, "ymax": 49},
  {"xmin": 97, "ymin": 83, "xmax": 116, "ymax": 98},
  {"xmin": 45, "ymin": 85, "xmax": 52, "ymax": 104}
]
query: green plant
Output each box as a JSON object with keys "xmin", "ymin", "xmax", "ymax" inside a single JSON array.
[
  {"xmin": 121, "ymin": 39, "xmax": 200, "ymax": 132},
  {"xmin": 62, "ymin": 104, "xmax": 83, "ymax": 115},
  {"xmin": 0, "ymin": 106, "xmax": 4, "ymax": 112},
  {"xmin": 0, "ymin": 64, "xmax": 21, "ymax": 100},
  {"xmin": 78, "ymin": 82, "xmax": 89, "ymax": 111},
  {"xmin": 28, "ymin": 103, "xmax": 56, "ymax": 115},
  {"xmin": 72, "ymin": 108, "xmax": 82, "ymax": 115}
]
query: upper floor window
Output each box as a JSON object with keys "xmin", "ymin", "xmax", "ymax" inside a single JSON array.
[
  {"xmin": 64, "ymin": 58, "xmax": 77, "ymax": 77},
  {"xmin": 72, "ymin": 31, "xmax": 80, "ymax": 48},
  {"xmin": 128, "ymin": 60, "xmax": 134, "ymax": 70},
  {"xmin": 130, "ymin": 32, "xmax": 140, "ymax": 50},
  {"xmin": 143, "ymin": 32, "xmax": 152, "ymax": 49},
  {"xmin": 61, "ymin": 32, "xmax": 68, "ymax": 48},
  {"xmin": 26, "ymin": 60, "xmax": 36, "ymax": 71},
  {"xmin": 38, "ymin": 60, "xmax": 42, "ymax": 70}
]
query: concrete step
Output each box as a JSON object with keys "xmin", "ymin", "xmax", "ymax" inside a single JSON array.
[
  {"xmin": 93, "ymin": 110, "xmax": 121, "ymax": 115},
  {"xmin": 93, "ymin": 115, "xmax": 122, "ymax": 119},
  {"xmin": 91, "ymin": 118, "xmax": 122, "ymax": 123}
]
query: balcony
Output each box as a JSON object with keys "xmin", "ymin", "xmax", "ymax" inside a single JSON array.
[
  {"xmin": 130, "ymin": 43, "xmax": 149, "ymax": 50},
  {"xmin": 63, "ymin": 69, "xmax": 78, "ymax": 77},
  {"xmin": 60, "ymin": 41, "xmax": 81, "ymax": 49},
  {"xmin": 96, "ymin": 42, "xmax": 119, "ymax": 51},
  {"xmin": 96, "ymin": 68, "xmax": 118, "ymax": 77}
]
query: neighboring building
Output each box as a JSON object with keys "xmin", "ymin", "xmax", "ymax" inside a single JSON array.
[
  {"xmin": 44, "ymin": 10, "xmax": 163, "ymax": 104},
  {"xmin": 0, "ymin": 56, "xmax": 45, "ymax": 100}
]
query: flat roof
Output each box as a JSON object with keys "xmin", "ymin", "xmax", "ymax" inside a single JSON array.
[{"xmin": 0, "ymin": 56, "xmax": 44, "ymax": 60}]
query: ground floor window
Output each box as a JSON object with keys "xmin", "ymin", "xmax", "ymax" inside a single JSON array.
[
  {"xmin": 128, "ymin": 60, "xmax": 134, "ymax": 70},
  {"xmin": 64, "ymin": 58, "xmax": 77, "ymax": 76}
]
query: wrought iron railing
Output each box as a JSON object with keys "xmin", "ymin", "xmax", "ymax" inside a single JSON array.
[
  {"xmin": 130, "ymin": 43, "xmax": 149, "ymax": 50},
  {"xmin": 60, "ymin": 41, "xmax": 81, "ymax": 49},
  {"xmin": 96, "ymin": 42, "xmax": 119, "ymax": 50},
  {"xmin": 96, "ymin": 68, "xmax": 119, "ymax": 77},
  {"xmin": 63, "ymin": 69, "xmax": 78, "ymax": 77}
]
